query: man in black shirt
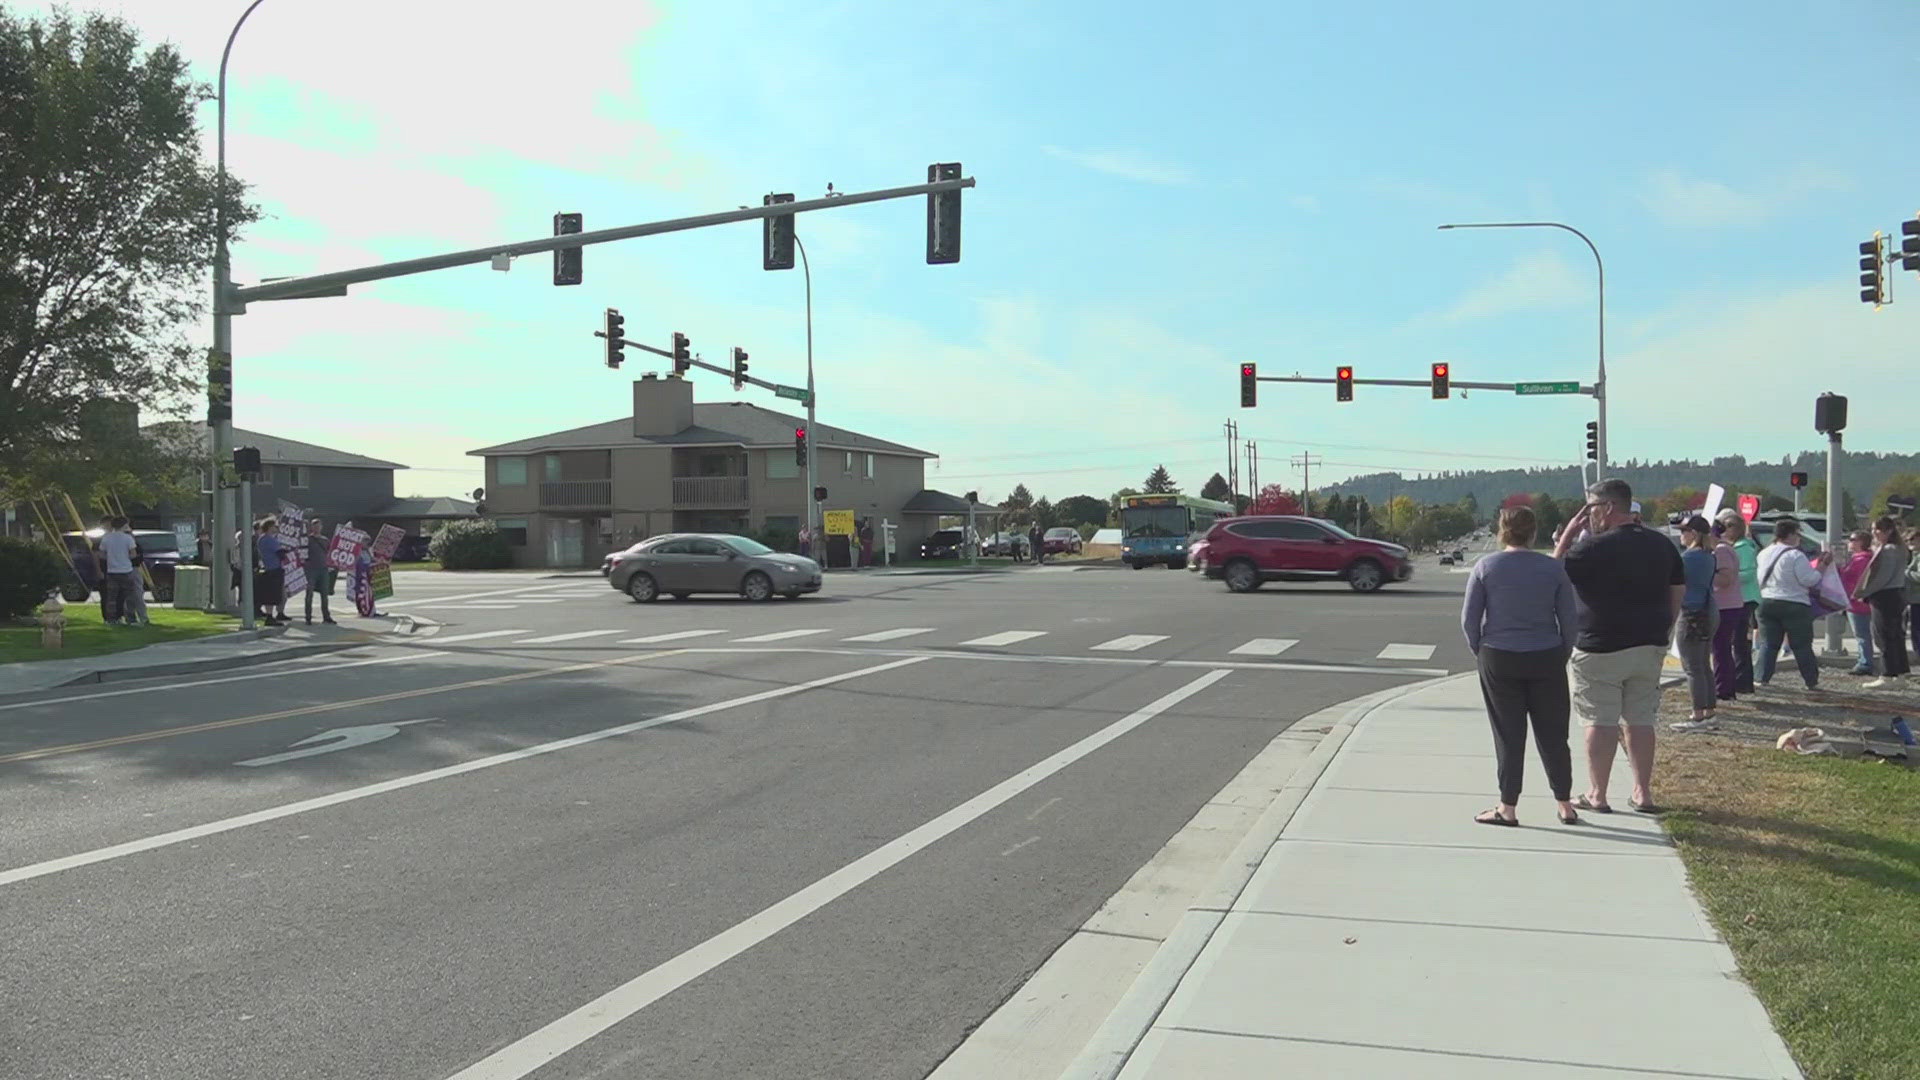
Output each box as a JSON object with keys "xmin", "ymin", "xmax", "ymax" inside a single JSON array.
[{"xmin": 1554, "ymin": 478, "xmax": 1685, "ymax": 814}]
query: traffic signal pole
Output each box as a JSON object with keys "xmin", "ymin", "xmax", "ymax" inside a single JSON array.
[{"xmin": 1255, "ymin": 374, "xmax": 1594, "ymax": 394}]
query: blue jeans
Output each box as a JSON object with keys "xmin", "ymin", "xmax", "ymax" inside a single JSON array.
[
  {"xmin": 1849, "ymin": 610, "xmax": 1875, "ymax": 672},
  {"xmin": 1757, "ymin": 599, "xmax": 1819, "ymax": 688}
]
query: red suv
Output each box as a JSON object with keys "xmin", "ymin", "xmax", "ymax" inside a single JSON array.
[{"xmin": 1196, "ymin": 516, "xmax": 1412, "ymax": 593}]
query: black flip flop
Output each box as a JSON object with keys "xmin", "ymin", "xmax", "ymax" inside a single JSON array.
[
  {"xmin": 1575, "ymin": 795, "xmax": 1613, "ymax": 814},
  {"xmin": 1630, "ymin": 800, "xmax": 1664, "ymax": 815},
  {"xmin": 1559, "ymin": 810, "xmax": 1580, "ymax": 825},
  {"xmin": 1474, "ymin": 808, "xmax": 1518, "ymax": 827}
]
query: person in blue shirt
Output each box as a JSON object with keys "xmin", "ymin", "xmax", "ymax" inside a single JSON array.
[
  {"xmin": 1672, "ymin": 516, "xmax": 1721, "ymax": 729},
  {"xmin": 255, "ymin": 517, "xmax": 286, "ymax": 626}
]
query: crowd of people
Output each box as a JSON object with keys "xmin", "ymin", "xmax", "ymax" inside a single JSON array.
[
  {"xmin": 1460, "ymin": 478, "xmax": 1917, "ymax": 825},
  {"xmin": 228, "ymin": 515, "xmax": 380, "ymax": 626}
]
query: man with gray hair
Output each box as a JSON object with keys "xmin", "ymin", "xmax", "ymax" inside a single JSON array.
[{"xmin": 1554, "ymin": 478, "xmax": 1686, "ymax": 814}]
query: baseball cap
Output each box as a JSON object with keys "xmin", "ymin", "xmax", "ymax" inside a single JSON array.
[{"xmin": 1681, "ymin": 515, "xmax": 1711, "ymax": 535}]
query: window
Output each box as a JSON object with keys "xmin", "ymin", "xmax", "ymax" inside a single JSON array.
[
  {"xmin": 497, "ymin": 457, "xmax": 528, "ymax": 486},
  {"xmin": 687, "ymin": 539, "xmax": 731, "ymax": 557},
  {"xmin": 544, "ymin": 455, "xmax": 562, "ymax": 482},
  {"xmin": 1273, "ymin": 520, "xmax": 1331, "ymax": 541},
  {"xmin": 286, "ymin": 466, "xmax": 309, "ymax": 489},
  {"xmin": 843, "ymin": 450, "xmax": 854, "ymax": 474},
  {"xmin": 767, "ymin": 452, "xmax": 798, "ymax": 480},
  {"xmin": 1228, "ymin": 520, "xmax": 1288, "ymax": 539},
  {"xmin": 863, "ymin": 453, "xmax": 875, "ymax": 480},
  {"xmin": 495, "ymin": 517, "xmax": 529, "ymax": 546}
]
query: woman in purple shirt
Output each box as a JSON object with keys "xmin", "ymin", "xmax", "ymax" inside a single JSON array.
[{"xmin": 1461, "ymin": 505, "xmax": 1581, "ymax": 827}]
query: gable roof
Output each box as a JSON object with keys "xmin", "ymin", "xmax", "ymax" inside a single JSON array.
[
  {"xmin": 467, "ymin": 401, "xmax": 933, "ymax": 459},
  {"xmin": 147, "ymin": 423, "xmax": 406, "ymax": 470},
  {"xmin": 900, "ymin": 489, "xmax": 988, "ymax": 514}
]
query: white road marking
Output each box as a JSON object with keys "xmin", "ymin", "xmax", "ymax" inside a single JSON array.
[
  {"xmin": 959, "ymin": 630, "xmax": 1048, "ymax": 647},
  {"xmin": 1231, "ymin": 638, "xmax": 1299, "ymax": 656},
  {"xmin": 441, "ymin": 604, "xmax": 524, "ymax": 610},
  {"xmin": 1000, "ymin": 836, "xmax": 1041, "ymax": 857},
  {"xmin": 731, "ymin": 628, "xmax": 829, "ymax": 643},
  {"xmin": 236, "ymin": 719, "xmax": 436, "ymax": 767},
  {"xmin": 1377, "ymin": 643, "xmax": 1436, "ymax": 661},
  {"xmin": 618, "ymin": 630, "xmax": 727, "ymax": 644},
  {"xmin": 513, "ymin": 630, "xmax": 626, "ymax": 645},
  {"xmin": 842, "ymin": 628, "xmax": 935, "ymax": 643},
  {"xmin": 1090, "ymin": 634, "xmax": 1169, "ymax": 652},
  {"xmin": 438, "ymin": 668, "xmax": 1232, "ymax": 1080},
  {"xmin": 677, "ymin": 645, "xmax": 1449, "ymax": 678},
  {"xmin": 430, "ymin": 630, "xmax": 531, "ymax": 645},
  {"xmin": 0, "ymin": 657, "xmax": 930, "ymax": 889},
  {"xmin": 1026, "ymin": 796, "xmax": 1062, "ymax": 821}
]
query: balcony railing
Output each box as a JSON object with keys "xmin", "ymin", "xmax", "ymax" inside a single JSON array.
[
  {"xmin": 672, "ymin": 475, "xmax": 749, "ymax": 507},
  {"xmin": 539, "ymin": 479, "xmax": 612, "ymax": 507}
]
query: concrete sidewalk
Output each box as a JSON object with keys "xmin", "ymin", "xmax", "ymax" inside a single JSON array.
[{"xmin": 1069, "ymin": 674, "xmax": 1803, "ymax": 1080}]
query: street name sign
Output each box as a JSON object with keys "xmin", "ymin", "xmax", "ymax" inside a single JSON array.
[{"xmin": 1514, "ymin": 381, "xmax": 1580, "ymax": 395}]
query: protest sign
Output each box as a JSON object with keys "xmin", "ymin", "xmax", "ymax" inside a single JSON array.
[
  {"xmin": 370, "ymin": 561, "xmax": 394, "ymax": 601},
  {"xmin": 277, "ymin": 503, "xmax": 307, "ymax": 596},
  {"xmin": 328, "ymin": 525, "xmax": 370, "ymax": 572},
  {"xmin": 371, "ymin": 524, "xmax": 406, "ymax": 563}
]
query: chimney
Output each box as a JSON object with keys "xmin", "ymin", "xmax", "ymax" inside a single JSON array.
[{"xmin": 633, "ymin": 373, "xmax": 695, "ymax": 437}]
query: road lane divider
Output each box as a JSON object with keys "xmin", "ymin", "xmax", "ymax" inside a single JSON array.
[
  {"xmin": 0, "ymin": 655, "xmax": 930, "ymax": 889},
  {"xmin": 438, "ymin": 668, "xmax": 1232, "ymax": 1080}
]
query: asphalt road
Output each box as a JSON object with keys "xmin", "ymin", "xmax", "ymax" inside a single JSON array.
[{"xmin": 1, "ymin": 558, "xmax": 1475, "ymax": 1080}]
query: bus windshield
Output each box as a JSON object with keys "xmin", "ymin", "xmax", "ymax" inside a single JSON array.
[{"xmin": 1120, "ymin": 506, "xmax": 1189, "ymax": 539}]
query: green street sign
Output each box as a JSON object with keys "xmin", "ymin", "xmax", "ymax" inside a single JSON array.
[
  {"xmin": 774, "ymin": 384, "xmax": 810, "ymax": 404},
  {"xmin": 1514, "ymin": 380, "xmax": 1580, "ymax": 395}
]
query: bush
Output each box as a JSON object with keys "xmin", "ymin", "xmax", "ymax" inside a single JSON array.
[
  {"xmin": 1077, "ymin": 522, "xmax": 1098, "ymax": 542},
  {"xmin": 428, "ymin": 519, "xmax": 513, "ymax": 569},
  {"xmin": 0, "ymin": 536, "xmax": 68, "ymax": 620}
]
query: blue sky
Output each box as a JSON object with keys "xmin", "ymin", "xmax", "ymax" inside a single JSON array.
[{"xmin": 26, "ymin": 0, "xmax": 1920, "ymax": 502}]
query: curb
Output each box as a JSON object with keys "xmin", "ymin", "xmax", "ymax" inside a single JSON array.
[
  {"xmin": 51, "ymin": 641, "xmax": 365, "ymax": 688},
  {"xmin": 1058, "ymin": 671, "xmax": 1471, "ymax": 1080}
]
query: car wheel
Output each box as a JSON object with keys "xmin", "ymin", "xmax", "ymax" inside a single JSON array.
[
  {"xmin": 1223, "ymin": 559, "xmax": 1261, "ymax": 593},
  {"xmin": 626, "ymin": 573, "xmax": 659, "ymax": 603},
  {"xmin": 1167, "ymin": 560, "xmax": 1184, "ymax": 570},
  {"xmin": 1347, "ymin": 559, "xmax": 1385, "ymax": 593},
  {"xmin": 671, "ymin": 592, "xmax": 691, "ymax": 601},
  {"xmin": 1129, "ymin": 561, "xmax": 1143, "ymax": 570},
  {"xmin": 742, "ymin": 571, "xmax": 774, "ymax": 602}
]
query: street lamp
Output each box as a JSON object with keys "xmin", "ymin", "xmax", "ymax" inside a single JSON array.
[
  {"xmin": 211, "ymin": 0, "xmax": 273, "ymax": 629},
  {"xmin": 794, "ymin": 233, "xmax": 818, "ymax": 549},
  {"xmin": 1438, "ymin": 221, "xmax": 1607, "ymax": 474}
]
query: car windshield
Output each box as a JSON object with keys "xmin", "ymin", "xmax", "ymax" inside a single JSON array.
[
  {"xmin": 724, "ymin": 536, "xmax": 774, "ymax": 556},
  {"xmin": 1120, "ymin": 507, "xmax": 1188, "ymax": 539},
  {"xmin": 929, "ymin": 531, "xmax": 961, "ymax": 543}
]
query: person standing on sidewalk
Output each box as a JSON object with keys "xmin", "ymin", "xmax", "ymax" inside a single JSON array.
[
  {"xmin": 1754, "ymin": 518, "xmax": 1821, "ymax": 691},
  {"xmin": 1672, "ymin": 517, "xmax": 1723, "ymax": 732},
  {"xmin": 94, "ymin": 516, "xmax": 141, "ymax": 627},
  {"xmin": 303, "ymin": 518, "xmax": 336, "ymax": 625},
  {"xmin": 1718, "ymin": 511, "xmax": 1761, "ymax": 693},
  {"xmin": 1855, "ymin": 516, "xmax": 1910, "ymax": 689},
  {"xmin": 1554, "ymin": 478, "xmax": 1685, "ymax": 815},
  {"xmin": 119, "ymin": 519, "xmax": 151, "ymax": 627},
  {"xmin": 1461, "ymin": 505, "xmax": 1580, "ymax": 827},
  {"xmin": 1708, "ymin": 519, "xmax": 1746, "ymax": 702},
  {"xmin": 1836, "ymin": 530, "xmax": 1877, "ymax": 677},
  {"xmin": 1029, "ymin": 522, "xmax": 1045, "ymax": 565},
  {"xmin": 255, "ymin": 517, "xmax": 286, "ymax": 626}
]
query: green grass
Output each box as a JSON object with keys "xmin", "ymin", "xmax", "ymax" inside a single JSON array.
[
  {"xmin": 1661, "ymin": 737, "xmax": 1920, "ymax": 1080},
  {"xmin": 0, "ymin": 603, "xmax": 239, "ymax": 665},
  {"xmin": 389, "ymin": 560, "xmax": 443, "ymax": 571}
]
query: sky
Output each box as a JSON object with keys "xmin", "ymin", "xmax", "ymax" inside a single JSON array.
[{"xmin": 17, "ymin": 0, "xmax": 1920, "ymax": 503}]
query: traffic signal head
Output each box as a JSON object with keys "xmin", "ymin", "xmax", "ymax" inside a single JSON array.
[
  {"xmin": 927, "ymin": 162, "xmax": 963, "ymax": 265},
  {"xmin": 795, "ymin": 425, "xmax": 808, "ymax": 466},
  {"xmin": 553, "ymin": 212, "xmax": 583, "ymax": 286},
  {"xmin": 1239, "ymin": 363, "xmax": 1257, "ymax": 408},
  {"xmin": 603, "ymin": 308, "xmax": 625, "ymax": 368},
  {"xmin": 1790, "ymin": 470, "xmax": 1808, "ymax": 489},
  {"xmin": 763, "ymin": 193, "xmax": 796, "ymax": 271},
  {"xmin": 671, "ymin": 331, "xmax": 691, "ymax": 374},
  {"xmin": 1902, "ymin": 218, "xmax": 1920, "ymax": 272},
  {"xmin": 1585, "ymin": 421, "xmax": 1598, "ymax": 461},
  {"xmin": 1431, "ymin": 362, "xmax": 1450, "ymax": 400},
  {"xmin": 1860, "ymin": 234, "xmax": 1887, "ymax": 306},
  {"xmin": 1335, "ymin": 366, "xmax": 1353, "ymax": 402},
  {"xmin": 731, "ymin": 347, "xmax": 750, "ymax": 390}
]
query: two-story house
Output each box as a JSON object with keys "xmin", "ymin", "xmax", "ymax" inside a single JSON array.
[{"xmin": 469, "ymin": 374, "xmax": 955, "ymax": 568}]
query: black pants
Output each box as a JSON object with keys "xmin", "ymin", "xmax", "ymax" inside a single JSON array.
[
  {"xmin": 1477, "ymin": 645, "xmax": 1574, "ymax": 804},
  {"xmin": 1870, "ymin": 590, "xmax": 1910, "ymax": 677},
  {"xmin": 1731, "ymin": 601, "xmax": 1757, "ymax": 692}
]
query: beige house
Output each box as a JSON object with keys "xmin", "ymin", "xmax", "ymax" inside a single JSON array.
[{"xmin": 469, "ymin": 374, "xmax": 954, "ymax": 568}]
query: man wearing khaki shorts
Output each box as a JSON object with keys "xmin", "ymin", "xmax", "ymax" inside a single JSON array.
[{"xmin": 1554, "ymin": 479, "xmax": 1686, "ymax": 814}]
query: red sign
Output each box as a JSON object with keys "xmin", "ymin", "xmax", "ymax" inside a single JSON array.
[{"xmin": 1737, "ymin": 495, "xmax": 1760, "ymax": 521}]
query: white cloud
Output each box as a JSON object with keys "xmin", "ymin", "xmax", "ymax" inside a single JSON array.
[
  {"xmin": 1641, "ymin": 166, "xmax": 1849, "ymax": 228},
  {"xmin": 1442, "ymin": 250, "xmax": 1589, "ymax": 321},
  {"xmin": 1040, "ymin": 145, "xmax": 1192, "ymax": 186}
]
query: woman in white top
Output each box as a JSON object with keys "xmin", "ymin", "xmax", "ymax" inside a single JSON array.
[{"xmin": 1754, "ymin": 518, "xmax": 1822, "ymax": 690}]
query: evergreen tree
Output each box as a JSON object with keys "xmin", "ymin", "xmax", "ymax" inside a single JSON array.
[{"xmin": 1143, "ymin": 465, "xmax": 1178, "ymax": 493}]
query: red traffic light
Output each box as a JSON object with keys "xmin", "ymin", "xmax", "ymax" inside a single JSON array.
[
  {"xmin": 795, "ymin": 426, "xmax": 806, "ymax": 440},
  {"xmin": 1337, "ymin": 366, "xmax": 1352, "ymax": 379},
  {"xmin": 1432, "ymin": 364, "xmax": 1448, "ymax": 377}
]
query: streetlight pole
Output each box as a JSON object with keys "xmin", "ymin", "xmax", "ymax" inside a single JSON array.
[
  {"xmin": 212, "ymin": 0, "xmax": 271, "ymax": 629},
  {"xmin": 795, "ymin": 233, "xmax": 818, "ymax": 556},
  {"xmin": 1438, "ymin": 221, "xmax": 1607, "ymax": 475}
]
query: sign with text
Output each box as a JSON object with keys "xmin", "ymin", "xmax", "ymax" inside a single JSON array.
[
  {"xmin": 328, "ymin": 526, "xmax": 370, "ymax": 572},
  {"xmin": 370, "ymin": 524, "xmax": 406, "ymax": 563},
  {"xmin": 1513, "ymin": 381, "xmax": 1580, "ymax": 395},
  {"xmin": 823, "ymin": 509, "xmax": 856, "ymax": 536},
  {"xmin": 1738, "ymin": 494, "xmax": 1760, "ymax": 521},
  {"xmin": 1701, "ymin": 484, "xmax": 1726, "ymax": 524},
  {"xmin": 369, "ymin": 561, "xmax": 394, "ymax": 600},
  {"xmin": 276, "ymin": 503, "xmax": 308, "ymax": 597}
]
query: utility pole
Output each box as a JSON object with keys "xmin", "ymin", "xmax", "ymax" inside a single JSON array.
[
  {"xmin": 1291, "ymin": 452, "xmax": 1323, "ymax": 516},
  {"xmin": 1223, "ymin": 419, "xmax": 1239, "ymax": 502},
  {"xmin": 1816, "ymin": 394, "xmax": 1848, "ymax": 656},
  {"xmin": 1244, "ymin": 440, "xmax": 1258, "ymax": 496}
]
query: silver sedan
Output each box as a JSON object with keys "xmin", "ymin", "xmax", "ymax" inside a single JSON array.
[{"xmin": 608, "ymin": 533, "xmax": 823, "ymax": 602}]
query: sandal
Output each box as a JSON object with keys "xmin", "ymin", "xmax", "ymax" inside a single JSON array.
[
  {"xmin": 1474, "ymin": 807, "xmax": 1518, "ymax": 827},
  {"xmin": 1575, "ymin": 795, "xmax": 1613, "ymax": 814},
  {"xmin": 1559, "ymin": 809, "xmax": 1580, "ymax": 825},
  {"xmin": 1630, "ymin": 799, "xmax": 1664, "ymax": 815}
]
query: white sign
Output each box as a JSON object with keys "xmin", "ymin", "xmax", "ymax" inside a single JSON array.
[
  {"xmin": 236, "ymin": 719, "xmax": 436, "ymax": 767},
  {"xmin": 1700, "ymin": 484, "xmax": 1725, "ymax": 524}
]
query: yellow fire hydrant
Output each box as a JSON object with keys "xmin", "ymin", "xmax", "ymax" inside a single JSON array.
[{"xmin": 39, "ymin": 593, "xmax": 67, "ymax": 650}]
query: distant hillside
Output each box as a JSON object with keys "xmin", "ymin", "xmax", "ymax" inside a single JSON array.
[{"xmin": 1320, "ymin": 451, "xmax": 1920, "ymax": 515}]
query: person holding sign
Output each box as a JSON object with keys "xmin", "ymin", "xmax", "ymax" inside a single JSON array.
[{"xmin": 304, "ymin": 519, "xmax": 336, "ymax": 624}]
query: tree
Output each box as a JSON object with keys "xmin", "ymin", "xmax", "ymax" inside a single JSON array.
[
  {"xmin": 1247, "ymin": 484, "xmax": 1301, "ymax": 516},
  {"xmin": 1460, "ymin": 491, "xmax": 1480, "ymax": 523},
  {"xmin": 1142, "ymin": 465, "xmax": 1178, "ymax": 493},
  {"xmin": 1320, "ymin": 493, "xmax": 1347, "ymax": 527},
  {"xmin": 1420, "ymin": 504, "xmax": 1474, "ymax": 544},
  {"xmin": 1106, "ymin": 486, "xmax": 1140, "ymax": 525},
  {"xmin": 1350, "ymin": 496, "xmax": 1374, "ymax": 536},
  {"xmin": 1533, "ymin": 493, "xmax": 1566, "ymax": 541},
  {"xmin": 1000, "ymin": 484, "xmax": 1034, "ymax": 511},
  {"xmin": 1199, "ymin": 472, "xmax": 1231, "ymax": 502},
  {"xmin": 1031, "ymin": 496, "xmax": 1056, "ymax": 528},
  {"xmin": 1, "ymin": 10, "xmax": 259, "ymax": 500},
  {"xmin": 1055, "ymin": 494, "xmax": 1107, "ymax": 529},
  {"xmin": 1387, "ymin": 495, "xmax": 1417, "ymax": 536},
  {"xmin": 1802, "ymin": 480, "xmax": 1861, "ymax": 531},
  {"xmin": 1871, "ymin": 472, "xmax": 1920, "ymax": 519},
  {"xmin": 429, "ymin": 519, "xmax": 512, "ymax": 570}
]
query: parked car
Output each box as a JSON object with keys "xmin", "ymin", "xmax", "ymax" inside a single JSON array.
[
  {"xmin": 919, "ymin": 529, "xmax": 965, "ymax": 560},
  {"xmin": 1438, "ymin": 553, "xmax": 1455, "ymax": 565},
  {"xmin": 608, "ymin": 533, "xmax": 820, "ymax": 602},
  {"xmin": 1042, "ymin": 527, "xmax": 1083, "ymax": 556},
  {"xmin": 1196, "ymin": 515, "xmax": 1413, "ymax": 593},
  {"xmin": 978, "ymin": 531, "xmax": 1020, "ymax": 557},
  {"xmin": 57, "ymin": 529, "xmax": 184, "ymax": 603},
  {"xmin": 394, "ymin": 535, "xmax": 434, "ymax": 563},
  {"xmin": 1187, "ymin": 533, "xmax": 1210, "ymax": 571}
]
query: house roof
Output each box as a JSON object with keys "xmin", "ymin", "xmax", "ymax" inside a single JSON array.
[
  {"xmin": 900, "ymin": 489, "xmax": 991, "ymax": 515},
  {"xmin": 467, "ymin": 401, "xmax": 934, "ymax": 459},
  {"xmin": 373, "ymin": 496, "xmax": 477, "ymax": 518},
  {"xmin": 147, "ymin": 422, "xmax": 406, "ymax": 470}
]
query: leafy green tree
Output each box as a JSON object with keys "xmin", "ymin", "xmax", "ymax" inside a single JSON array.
[
  {"xmin": 1871, "ymin": 473, "xmax": 1920, "ymax": 519},
  {"xmin": 1107, "ymin": 486, "xmax": 1140, "ymax": 525},
  {"xmin": 1030, "ymin": 496, "xmax": 1056, "ymax": 528},
  {"xmin": 0, "ymin": 9, "xmax": 259, "ymax": 501},
  {"xmin": 0, "ymin": 536, "xmax": 66, "ymax": 619},
  {"xmin": 1142, "ymin": 465, "xmax": 1178, "ymax": 493},
  {"xmin": 429, "ymin": 519, "xmax": 512, "ymax": 569},
  {"xmin": 1320, "ymin": 493, "xmax": 1347, "ymax": 527},
  {"xmin": 1054, "ymin": 494, "xmax": 1108, "ymax": 528},
  {"xmin": 1533, "ymin": 493, "xmax": 1566, "ymax": 540},
  {"xmin": 1199, "ymin": 472, "xmax": 1231, "ymax": 501},
  {"xmin": 1460, "ymin": 491, "xmax": 1480, "ymax": 523}
]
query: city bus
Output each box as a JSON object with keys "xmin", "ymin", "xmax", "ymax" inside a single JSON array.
[{"xmin": 1117, "ymin": 493, "xmax": 1235, "ymax": 569}]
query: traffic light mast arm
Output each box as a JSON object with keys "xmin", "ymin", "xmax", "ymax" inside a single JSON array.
[
  {"xmin": 594, "ymin": 332, "xmax": 787, "ymax": 393},
  {"xmin": 1256, "ymin": 374, "xmax": 1596, "ymax": 394},
  {"xmin": 229, "ymin": 174, "xmax": 977, "ymax": 309}
]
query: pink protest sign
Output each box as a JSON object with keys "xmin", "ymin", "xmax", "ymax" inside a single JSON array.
[
  {"xmin": 327, "ymin": 526, "xmax": 370, "ymax": 572},
  {"xmin": 370, "ymin": 524, "xmax": 406, "ymax": 563}
]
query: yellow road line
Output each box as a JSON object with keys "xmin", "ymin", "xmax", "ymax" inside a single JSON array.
[{"xmin": 0, "ymin": 649, "xmax": 692, "ymax": 765}]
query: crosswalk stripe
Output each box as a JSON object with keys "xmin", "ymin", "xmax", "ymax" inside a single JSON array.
[
  {"xmin": 514, "ymin": 630, "xmax": 627, "ymax": 645},
  {"xmin": 958, "ymin": 631, "xmax": 1048, "ymax": 647},
  {"xmin": 842, "ymin": 628, "xmax": 935, "ymax": 643},
  {"xmin": 447, "ymin": 604, "xmax": 524, "ymax": 610},
  {"xmin": 1230, "ymin": 638, "xmax": 1299, "ymax": 656},
  {"xmin": 618, "ymin": 630, "xmax": 727, "ymax": 645},
  {"xmin": 733, "ymin": 628, "xmax": 830, "ymax": 643},
  {"xmin": 1091, "ymin": 634, "xmax": 1169, "ymax": 652},
  {"xmin": 431, "ymin": 630, "xmax": 529, "ymax": 644},
  {"xmin": 1377, "ymin": 643, "xmax": 1436, "ymax": 661}
]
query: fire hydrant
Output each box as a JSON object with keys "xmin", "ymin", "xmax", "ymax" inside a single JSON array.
[{"xmin": 39, "ymin": 593, "xmax": 67, "ymax": 650}]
